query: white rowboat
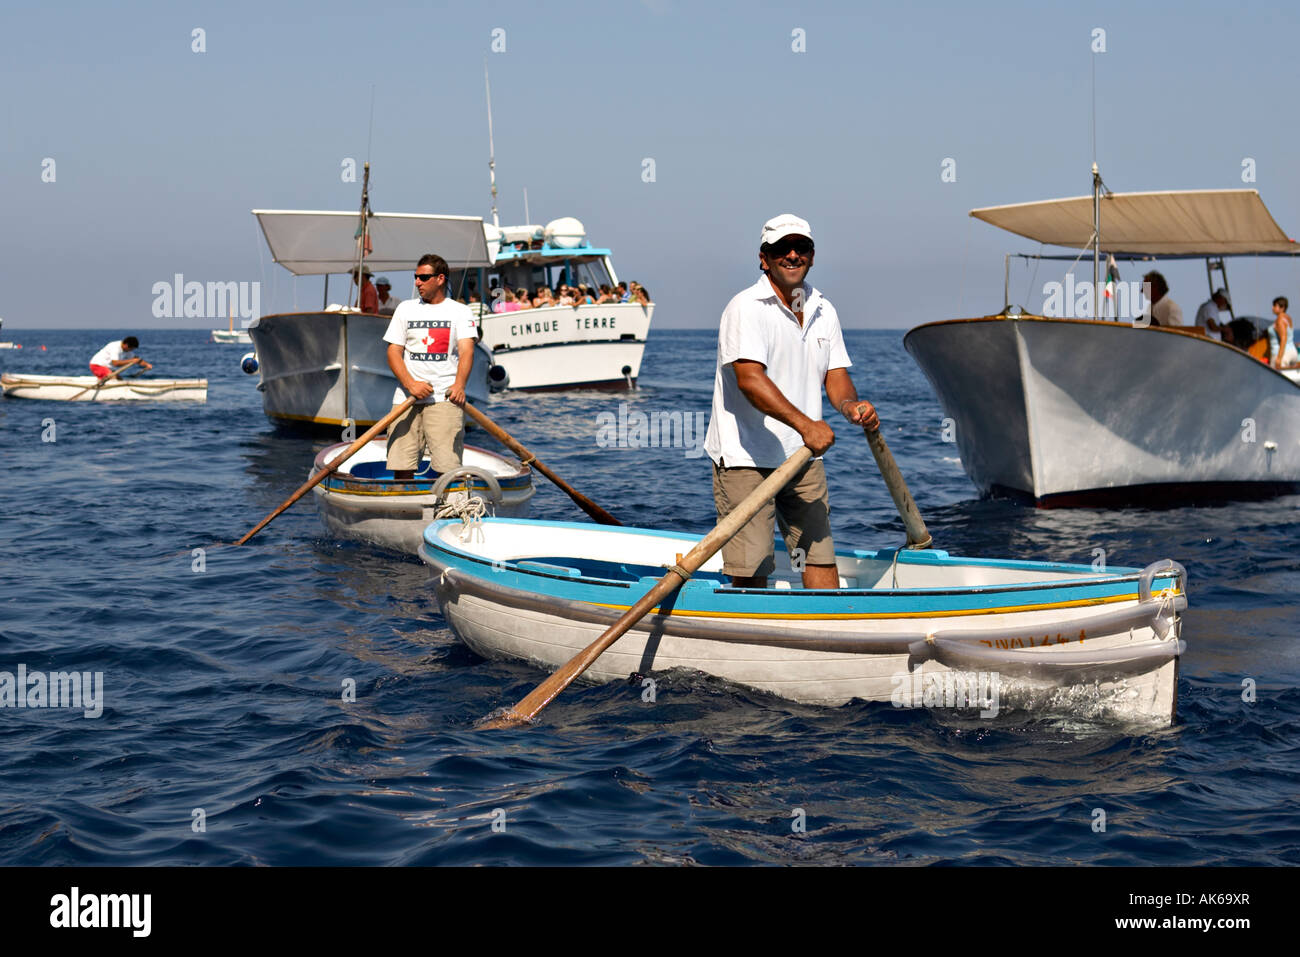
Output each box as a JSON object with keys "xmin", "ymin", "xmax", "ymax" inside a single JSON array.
[
  {"xmin": 1, "ymin": 373, "xmax": 208, "ymax": 402},
  {"xmin": 311, "ymin": 438, "xmax": 533, "ymax": 554},
  {"xmin": 420, "ymin": 518, "xmax": 1189, "ymax": 726}
]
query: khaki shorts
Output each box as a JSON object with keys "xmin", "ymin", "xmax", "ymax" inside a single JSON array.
[
  {"xmin": 386, "ymin": 401, "xmax": 464, "ymax": 474},
  {"xmin": 712, "ymin": 459, "xmax": 835, "ymax": 578}
]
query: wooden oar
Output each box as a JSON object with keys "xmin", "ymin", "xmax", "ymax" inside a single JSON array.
[
  {"xmin": 478, "ymin": 446, "xmax": 813, "ymax": 730},
  {"xmin": 863, "ymin": 425, "xmax": 932, "ymax": 549},
  {"xmin": 69, "ymin": 357, "xmax": 141, "ymax": 400},
  {"xmin": 461, "ymin": 400, "xmax": 621, "ymax": 526},
  {"xmin": 234, "ymin": 396, "xmax": 417, "ymax": 545}
]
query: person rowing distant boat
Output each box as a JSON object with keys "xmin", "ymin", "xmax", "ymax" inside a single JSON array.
[
  {"xmin": 703, "ymin": 213, "xmax": 879, "ymax": 590},
  {"xmin": 89, "ymin": 337, "xmax": 152, "ymax": 379}
]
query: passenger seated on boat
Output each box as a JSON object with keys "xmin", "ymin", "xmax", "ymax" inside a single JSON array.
[
  {"xmin": 532, "ymin": 287, "xmax": 554, "ymax": 308},
  {"xmin": 514, "ymin": 287, "xmax": 533, "ymax": 310},
  {"xmin": 1193, "ymin": 288, "xmax": 1231, "ymax": 341},
  {"xmin": 375, "ymin": 276, "xmax": 403, "ymax": 316},
  {"xmin": 466, "ymin": 291, "xmax": 489, "ymax": 320},
  {"xmin": 492, "ymin": 288, "xmax": 523, "ymax": 313},
  {"xmin": 632, "ymin": 284, "xmax": 652, "ymax": 305},
  {"xmin": 1141, "ymin": 271, "xmax": 1183, "ymax": 327},
  {"xmin": 1268, "ymin": 297, "xmax": 1299, "ymax": 369},
  {"xmin": 557, "ymin": 286, "xmax": 576, "ymax": 306},
  {"xmin": 616, "ymin": 281, "xmax": 630, "ymax": 302},
  {"xmin": 350, "ymin": 266, "xmax": 379, "ymax": 314}
]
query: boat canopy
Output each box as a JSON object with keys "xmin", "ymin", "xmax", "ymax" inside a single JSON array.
[
  {"xmin": 253, "ymin": 210, "xmax": 493, "ymax": 276},
  {"xmin": 970, "ymin": 189, "xmax": 1299, "ymax": 257}
]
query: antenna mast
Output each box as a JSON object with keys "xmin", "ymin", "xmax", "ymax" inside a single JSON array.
[{"xmin": 485, "ymin": 62, "xmax": 499, "ymax": 228}]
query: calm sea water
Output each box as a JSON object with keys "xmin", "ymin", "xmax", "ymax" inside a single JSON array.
[{"xmin": 1, "ymin": 327, "xmax": 1297, "ymax": 866}]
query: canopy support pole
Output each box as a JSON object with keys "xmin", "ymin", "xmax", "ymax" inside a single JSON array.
[{"xmin": 1092, "ymin": 162, "xmax": 1102, "ymax": 320}]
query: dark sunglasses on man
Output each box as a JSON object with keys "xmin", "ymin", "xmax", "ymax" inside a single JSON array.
[{"xmin": 764, "ymin": 237, "xmax": 814, "ymax": 258}]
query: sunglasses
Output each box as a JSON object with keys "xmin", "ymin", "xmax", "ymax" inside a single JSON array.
[
  {"xmin": 414, "ymin": 272, "xmax": 440, "ymax": 283},
  {"xmin": 766, "ymin": 237, "xmax": 814, "ymax": 258}
]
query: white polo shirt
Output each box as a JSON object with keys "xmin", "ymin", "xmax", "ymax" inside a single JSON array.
[
  {"xmin": 1153, "ymin": 296, "xmax": 1184, "ymax": 326},
  {"xmin": 703, "ymin": 275, "xmax": 852, "ymax": 468},
  {"xmin": 383, "ymin": 298, "xmax": 478, "ymax": 404}
]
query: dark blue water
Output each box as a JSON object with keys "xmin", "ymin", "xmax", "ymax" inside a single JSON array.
[{"xmin": 1, "ymin": 328, "xmax": 1297, "ymax": 865}]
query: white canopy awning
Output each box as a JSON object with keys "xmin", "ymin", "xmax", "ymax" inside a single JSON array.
[
  {"xmin": 253, "ymin": 210, "xmax": 492, "ymax": 276},
  {"xmin": 970, "ymin": 189, "xmax": 1299, "ymax": 256}
]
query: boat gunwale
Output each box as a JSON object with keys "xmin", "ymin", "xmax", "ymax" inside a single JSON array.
[
  {"xmin": 420, "ymin": 518, "xmax": 1180, "ymax": 603},
  {"xmin": 903, "ymin": 315, "xmax": 1300, "ymax": 389},
  {"xmin": 423, "ymin": 551, "xmax": 1183, "ymax": 653}
]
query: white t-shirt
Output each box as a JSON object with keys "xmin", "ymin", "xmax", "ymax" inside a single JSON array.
[
  {"xmin": 377, "ymin": 295, "xmax": 402, "ymax": 316},
  {"xmin": 704, "ymin": 276, "xmax": 852, "ymax": 468},
  {"xmin": 1194, "ymin": 299, "xmax": 1223, "ymax": 339},
  {"xmin": 1152, "ymin": 296, "xmax": 1184, "ymax": 326},
  {"xmin": 382, "ymin": 298, "xmax": 479, "ymax": 404},
  {"xmin": 90, "ymin": 340, "xmax": 130, "ymax": 366}
]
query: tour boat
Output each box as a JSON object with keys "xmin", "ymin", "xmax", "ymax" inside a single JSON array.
[
  {"xmin": 247, "ymin": 201, "xmax": 496, "ymax": 433},
  {"xmin": 1, "ymin": 373, "xmax": 207, "ymax": 402},
  {"xmin": 463, "ymin": 218, "xmax": 652, "ymax": 391},
  {"xmin": 419, "ymin": 518, "xmax": 1189, "ymax": 725},
  {"xmin": 905, "ymin": 181, "xmax": 1300, "ymax": 505},
  {"xmin": 311, "ymin": 438, "xmax": 533, "ymax": 554}
]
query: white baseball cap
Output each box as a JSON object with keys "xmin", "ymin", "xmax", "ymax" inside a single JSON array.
[{"xmin": 760, "ymin": 214, "xmax": 813, "ymax": 247}]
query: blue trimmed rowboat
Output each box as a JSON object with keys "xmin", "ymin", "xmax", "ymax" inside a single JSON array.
[
  {"xmin": 311, "ymin": 438, "xmax": 534, "ymax": 553},
  {"xmin": 419, "ymin": 518, "xmax": 1189, "ymax": 724}
]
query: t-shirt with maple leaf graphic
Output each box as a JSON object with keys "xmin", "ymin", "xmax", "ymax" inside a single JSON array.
[{"xmin": 382, "ymin": 298, "xmax": 479, "ymax": 404}]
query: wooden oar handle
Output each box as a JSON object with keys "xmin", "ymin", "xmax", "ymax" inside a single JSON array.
[
  {"xmin": 462, "ymin": 401, "xmax": 621, "ymax": 526},
  {"xmin": 479, "ymin": 447, "xmax": 813, "ymax": 729},
  {"xmin": 69, "ymin": 357, "xmax": 141, "ymax": 400},
  {"xmin": 863, "ymin": 426, "xmax": 931, "ymax": 549},
  {"xmin": 234, "ymin": 396, "xmax": 417, "ymax": 545}
]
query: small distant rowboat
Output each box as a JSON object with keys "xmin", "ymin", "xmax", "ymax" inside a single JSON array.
[
  {"xmin": 0, "ymin": 373, "xmax": 208, "ymax": 402},
  {"xmin": 420, "ymin": 518, "xmax": 1189, "ymax": 725},
  {"xmin": 311, "ymin": 438, "xmax": 534, "ymax": 554}
]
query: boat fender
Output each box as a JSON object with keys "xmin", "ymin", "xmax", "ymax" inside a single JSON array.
[
  {"xmin": 1138, "ymin": 559, "xmax": 1187, "ymax": 603},
  {"xmin": 240, "ymin": 352, "xmax": 259, "ymax": 374},
  {"xmin": 432, "ymin": 466, "xmax": 504, "ymax": 506},
  {"xmin": 488, "ymin": 364, "xmax": 510, "ymax": 392}
]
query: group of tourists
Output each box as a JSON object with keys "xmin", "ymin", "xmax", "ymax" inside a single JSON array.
[
  {"xmin": 1142, "ymin": 271, "xmax": 1297, "ymax": 369},
  {"xmin": 486, "ymin": 281, "xmax": 651, "ymax": 313}
]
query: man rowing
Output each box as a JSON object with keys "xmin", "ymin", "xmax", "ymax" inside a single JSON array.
[
  {"xmin": 89, "ymin": 337, "xmax": 152, "ymax": 378},
  {"xmin": 383, "ymin": 254, "xmax": 478, "ymax": 481},
  {"xmin": 703, "ymin": 213, "xmax": 879, "ymax": 589}
]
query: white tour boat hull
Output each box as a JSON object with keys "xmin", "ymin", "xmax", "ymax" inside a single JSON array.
[
  {"xmin": 247, "ymin": 311, "xmax": 492, "ymax": 432},
  {"xmin": 211, "ymin": 329, "xmax": 252, "ymax": 344},
  {"xmin": 479, "ymin": 303, "xmax": 652, "ymax": 390},
  {"xmin": 1, "ymin": 373, "xmax": 208, "ymax": 402},
  {"xmin": 905, "ymin": 317, "xmax": 1300, "ymax": 505}
]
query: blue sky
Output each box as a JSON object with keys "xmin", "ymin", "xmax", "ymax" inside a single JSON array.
[{"xmin": 4, "ymin": 0, "xmax": 1300, "ymax": 329}]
